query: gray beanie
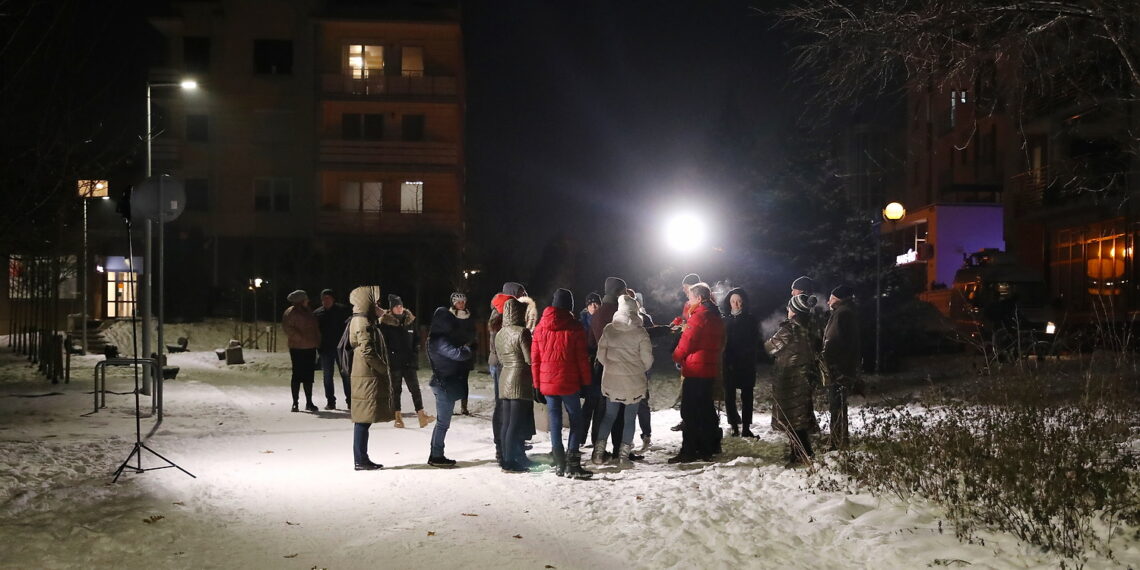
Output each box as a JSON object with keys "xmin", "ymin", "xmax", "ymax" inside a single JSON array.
[
  {"xmin": 552, "ymin": 288, "xmax": 574, "ymax": 311},
  {"xmin": 791, "ymin": 276, "xmax": 815, "ymax": 294},
  {"xmin": 286, "ymin": 290, "xmax": 308, "ymax": 304},
  {"xmin": 389, "ymin": 294, "xmax": 403, "ymax": 308},
  {"xmin": 682, "ymin": 273, "xmax": 701, "ymax": 286}
]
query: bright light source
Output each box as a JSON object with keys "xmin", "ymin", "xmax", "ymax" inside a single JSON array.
[
  {"xmin": 77, "ymin": 179, "xmax": 109, "ymax": 198},
  {"xmin": 663, "ymin": 212, "xmax": 708, "ymax": 253},
  {"xmin": 253, "ymin": 278, "xmax": 264, "ymax": 288},
  {"xmin": 96, "ymin": 265, "xmax": 105, "ymax": 273},
  {"xmin": 101, "ymin": 196, "xmax": 110, "ymax": 200},
  {"xmin": 180, "ymin": 79, "xmax": 199, "ymax": 90},
  {"xmin": 883, "ymin": 202, "xmax": 906, "ymax": 221},
  {"xmin": 1045, "ymin": 321, "xmax": 1056, "ymax": 335}
]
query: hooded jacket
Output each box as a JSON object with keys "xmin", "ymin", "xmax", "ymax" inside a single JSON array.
[
  {"xmin": 347, "ymin": 286, "xmax": 394, "ymax": 423},
  {"xmin": 672, "ymin": 300, "xmax": 725, "ymax": 379},
  {"xmin": 378, "ymin": 309, "xmax": 418, "ymax": 369},
  {"xmin": 488, "ymin": 293, "xmax": 537, "ymax": 369},
  {"xmin": 720, "ymin": 287, "xmax": 759, "ymax": 389},
  {"xmin": 822, "ymin": 298, "xmax": 861, "ymax": 382},
  {"xmin": 427, "ymin": 307, "xmax": 474, "ymax": 401},
  {"xmin": 495, "ymin": 299, "xmax": 534, "ymax": 400},
  {"xmin": 532, "ymin": 306, "xmax": 591, "ymax": 397},
  {"xmin": 597, "ymin": 296, "xmax": 652, "ymax": 404},
  {"xmin": 765, "ymin": 314, "xmax": 819, "ymax": 432}
]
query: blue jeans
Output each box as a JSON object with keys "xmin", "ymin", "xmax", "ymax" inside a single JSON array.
[
  {"xmin": 353, "ymin": 422, "xmax": 371, "ymax": 465},
  {"xmin": 320, "ymin": 347, "xmax": 350, "ymax": 405},
  {"xmin": 597, "ymin": 399, "xmax": 639, "ymax": 447},
  {"xmin": 489, "ymin": 364, "xmax": 503, "ymax": 459},
  {"xmin": 545, "ymin": 395, "xmax": 584, "ymax": 455},
  {"xmin": 431, "ymin": 384, "xmax": 456, "ymax": 458}
]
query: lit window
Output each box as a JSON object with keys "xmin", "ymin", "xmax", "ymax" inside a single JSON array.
[
  {"xmin": 77, "ymin": 180, "xmax": 109, "ymax": 198},
  {"xmin": 401, "ymin": 46, "xmax": 424, "ymax": 77},
  {"xmin": 400, "ymin": 181, "xmax": 423, "ymax": 214},
  {"xmin": 347, "ymin": 44, "xmax": 384, "ymax": 79}
]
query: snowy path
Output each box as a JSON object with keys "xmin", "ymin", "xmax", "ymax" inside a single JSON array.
[{"xmin": 0, "ymin": 348, "xmax": 1132, "ymax": 569}]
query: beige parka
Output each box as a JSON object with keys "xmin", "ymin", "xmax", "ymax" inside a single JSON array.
[{"xmin": 348, "ymin": 286, "xmax": 394, "ymax": 424}]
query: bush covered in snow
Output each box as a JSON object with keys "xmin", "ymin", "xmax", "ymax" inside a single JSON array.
[{"xmin": 829, "ymin": 368, "xmax": 1140, "ymax": 565}]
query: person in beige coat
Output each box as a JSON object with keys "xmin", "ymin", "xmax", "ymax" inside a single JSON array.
[
  {"xmin": 592, "ymin": 295, "xmax": 653, "ymax": 468},
  {"xmin": 348, "ymin": 285, "xmax": 395, "ymax": 470},
  {"xmin": 282, "ymin": 289, "xmax": 321, "ymax": 413}
]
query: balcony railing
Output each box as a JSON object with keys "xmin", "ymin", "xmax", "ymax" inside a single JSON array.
[
  {"xmin": 316, "ymin": 210, "xmax": 461, "ymax": 235},
  {"xmin": 321, "ymin": 74, "xmax": 458, "ymax": 97},
  {"xmin": 318, "ymin": 140, "xmax": 458, "ymax": 167}
]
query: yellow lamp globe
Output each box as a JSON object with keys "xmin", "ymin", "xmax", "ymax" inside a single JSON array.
[{"xmin": 883, "ymin": 202, "xmax": 906, "ymax": 221}]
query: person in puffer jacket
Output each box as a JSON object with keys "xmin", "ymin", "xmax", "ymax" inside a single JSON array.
[
  {"xmin": 347, "ymin": 285, "xmax": 394, "ymax": 471},
  {"xmin": 591, "ymin": 295, "xmax": 653, "ymax": 469},
  {"xmin": 495, "ymin": 298, "xmax": 534, "ymax": 472},
  {"xmin": 532, "ymin": 288, "xmax": 593, "ymax": 479},
  {"xmin": 669, "ymin": 282, "xmax": 725, "ymax": 464},
  {"xmin": 766, "ymin": 293, "xmax": 821, "ymax": 467},
  {"xmin": 426, "ymin": 300, "xmax": 474, "ymax": 468}
]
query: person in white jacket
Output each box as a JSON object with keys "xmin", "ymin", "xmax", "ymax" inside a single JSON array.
[{"xmin": 592, "ymin": 295, "xmax": 654, "ymax": 468}]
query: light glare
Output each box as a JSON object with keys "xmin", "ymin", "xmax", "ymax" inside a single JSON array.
[
  {"xmin": 180, "ymin": 79, "xmax": 199, "ymax": 90},
  {"xmin": 664, "ymin": 212, "xmax": 708, "ymax": 253}
]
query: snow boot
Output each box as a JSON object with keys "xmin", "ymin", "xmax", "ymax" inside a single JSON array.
[
  {"xmin": 640, "ymin": 434, "xmax": 651, "ymax": 450},
  {"xmin": 552, "ymin": 449, "xmax": 566, "ymax": 477},
  {"xmin": 591, "ymin": 441, "xmax": 608, "ymax": 465},
  {"xmin": 417, "ymin": 409, "xmax": 436, "ymax": 428},
  {"xmin": 615, "ymin": 443, "xmax": 634, "ymax": 469},
  {"xmin": 566, "ymin": 450, "xmax": 593, "ymax": 479},
  {"xmin": 393, "ymin": 414, "xmax": 405, "ymax": 428}
]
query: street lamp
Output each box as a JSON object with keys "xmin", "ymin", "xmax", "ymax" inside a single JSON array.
[
  {"xmin": 142, "ymin": 78, "xmax": 198, "ymax": 395},
  {"xmin": 77, "ymin": 180, "xmax": 109, "ymax": 355},
  {"xmin": 663, "ymin": 212, "xmax": 708, "ymax": 254},
  {"xmin": 875, "ymin": 201, "xmax": 906, "ymax": 374}
]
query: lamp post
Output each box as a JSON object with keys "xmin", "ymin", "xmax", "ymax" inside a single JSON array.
[
  {"xmin": 876, "ymin": 201, "xmax": 906, "ymax": 374},
  {"xmin": 77, "ymin": 180, "xmax": 110, "ymax": 355},
  {"xmin": 143, "ymin": 79, "xmax": 197, "ymax": 395}
]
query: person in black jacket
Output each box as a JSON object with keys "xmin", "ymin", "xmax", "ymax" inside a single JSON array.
[
  {"xmin": 822, "ymin": 285, "xmax": 861, "ymax": 450},
  {"xmin": 426, "ymin": 299, "xmax": 474, "ymax": 467},
  {"xmin": 721, "ymin": 287, "xmax": 759, "ymax": 437},
  {"xmin": 313, "ymin": 288, "xmax": 351, "ymax": 410},
  {"xmin": 379, "ymin": 294, "xmax": 434, "ymax": 429}
]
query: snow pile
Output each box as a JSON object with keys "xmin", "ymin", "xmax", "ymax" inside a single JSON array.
[{"xmin": 0, "ymin": 342, "xmax": 1136, "ymax": 569}]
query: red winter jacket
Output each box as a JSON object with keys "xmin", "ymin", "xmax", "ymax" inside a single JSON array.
[
  {"xmin": 532, "ymin": 306, "xmax": 591, "ymax": 397},
  {"xmin": 672, "ymin": 301, "xmax": 725, "ymax": 379}
]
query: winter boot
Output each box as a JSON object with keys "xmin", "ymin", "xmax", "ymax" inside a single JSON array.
[
  {"xmin": 566, "ymin": 450, "xmax": 594, "ymax": 479},
  {"xmin": 417, "ymin": 409, "xmax": 436, "ymax": 428},
  {"xmin": 742, "ymin": 427, "xmax": 755, "ymax": 438},
  {"xmin": 591, "ymin": 441, "xmax": 608, "ymax": 465},
  {"xmin": 730, "ymin": 425, "xmax": 740, "ymax": 437},
  {"xmin": 291, "ymin": 402, "xmax": 299, "ymax": 413},
  {"xmin": 305, "ymin": 402, "xmax": 319, "ymax": 413},
  {"xmin": 552, "ymin": 449, "xmax": 566, "ymax": 477},
  {"xmin": 640, "ymin": 434, "xmax": 651, "ymax": 450},
  {"xmin": 615, "ymin": 443, "xmax": 634, "ymax": 469},
  {"xmin": 393, "ymin": 414, "xmax": 405, "ymax": 428}
]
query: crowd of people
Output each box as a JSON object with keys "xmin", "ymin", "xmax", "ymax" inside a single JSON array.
[{"xmin": 278, "ymin": 273, "xmax": 861, "ymax": 474}]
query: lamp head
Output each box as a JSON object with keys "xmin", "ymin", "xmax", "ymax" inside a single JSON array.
[
  {"xmin": 180, "ymin": 79, "xmax": 199, "ymax": 90},
  {"xmin": 883, "ymin": 201, "xmax": 906, "ymax": 221}
]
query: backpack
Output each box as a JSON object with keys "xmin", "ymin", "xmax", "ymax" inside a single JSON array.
[{"xmin": 336, "ymin": 314, "xmax": 364, "ymax": 373}]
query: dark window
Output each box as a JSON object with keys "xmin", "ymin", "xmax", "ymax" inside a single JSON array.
[
  {"xmin": 401, "ymin": 114, "xmax": 425, "ymax": 141},
  {"xmin": 183, "ymin": 36, "xmax": 210, "ymax": 73},
  {"xmin": 342, "ymin": 113, "xmax": 362, "ymax": 139},
  {"xmin": 254, "ymin": 178, "xmax": 292, "ymax": 212},
  {"xmin": 186, "ymin": 114, "xmax": 209, "ymax": 142},
  {"xmin": 185, "ymin": 178, "xmax": 209, "ymax": 211},
  {"xmin": 253, "ymin": 39, "xmax": 293, "ymax": 75},
  {"xmin": 342, "ymin": 113, "xmax": 384, "ymax": 140}
]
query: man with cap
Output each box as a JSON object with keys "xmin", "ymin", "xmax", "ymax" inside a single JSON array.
[
  {"xmin": 379, "ymin": 294, "xmax": 434, "ymax": 429},
  {"xmin": 822, "ymin": 284, "xmax": 861, "ymax": 450},
  {"xmin": 313, "ymin": 288, "xmax": 352, "ymax": 410},
  {"xmin": 282, "ymin": 289, "xmax": 321, "ymax": 412},
  {"xmin": 790, "ymin": 275, "xmax": 815, "ymax": 297}
]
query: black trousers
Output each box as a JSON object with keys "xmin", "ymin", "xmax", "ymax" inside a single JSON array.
[
  {"xmin": 725, "ymin": 384, "xmax": 754, "ymax": 428},
  {"xmin": 680, "ymin": 377, "xmax": 719, "ymax": 458},
  {"xmin": 289, "ymin": 348, "xmax": 316, "ymax": 405},
  {"xmin": 579, "ymin": 362, "xmax": 606, "ymax": 444},
  {"xmin": 390, "ymin": 365, "xmax": 424, "ymax": 411},
  {"xmin": 828, "ymin": 382, "xmax": 849, "ymax": 447}
]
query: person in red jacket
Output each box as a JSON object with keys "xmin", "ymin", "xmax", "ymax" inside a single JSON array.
[
  {"xmin": 532, "ymin": 288, "xmax": 593, "ymax": 479},
  {"xmin": 669, "ymin": 282, "xmax": 725, "ymax": 463}
]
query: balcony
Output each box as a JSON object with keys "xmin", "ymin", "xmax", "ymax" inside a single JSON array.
[
  {"xmin": 1009, "ymin": 166, "xmax": 1049, "ymax": 214},
  {"xmin": 316, "ymin": 210, "xmax": 461, "ymax": 236},
  {"xmin": 321, "ymin": 74, "xmax": 458, "ymax": 98},
  {"xmin": 318, "ymin": 140, "xmax": 459, "ymax": 168}
]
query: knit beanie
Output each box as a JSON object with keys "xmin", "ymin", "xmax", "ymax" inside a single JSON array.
[
  {"xmin": 788, "ymin": 293, "xmax": 817, "ymax": 314},
  {"xmin": 790, "ymin": 276, "xmax": 815, "ymax": 294},
  {"xmin": 603, "ymin": 277, "xmax": 627, "ymax": 298},
  {"xmin": 450, "ymin": 292, "xmax": 467, "ymax": 306},
  {"xmin": 681, "ymin": 273, "xmax": 701, "ymax": 287},
  {"xmin": 501, "ymin": 282, "xmax": 526, "ymax": 298},
  {"xmin": 320, "ymin": 288, "xmax": 334, "ymax": 298},
  {"xmin": 584, "ymin": 292, "xmax": 602, "ymax": 306},
  {"xmin": 551, "ymin": 288, "xmax": 574, "ymax": 311},
  {"xmin": 286, "ymin": 290, "xmax": 307, "ymax": 304},
  {"xmin": 388, "ymin": 294, "xmax": 403, "ymax": 308},
  {"xmin": 830, "ymin": 285, "xmax": 855, "ymax": 300}
]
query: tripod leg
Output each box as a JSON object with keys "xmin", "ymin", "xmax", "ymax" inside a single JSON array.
[
  {"xmin": 112, "ymin": 443, "xmax": 144, "ymax": 483},
  {"xmin": 139, "ymin": 443, "xmax": 197, "ymax": 479}
]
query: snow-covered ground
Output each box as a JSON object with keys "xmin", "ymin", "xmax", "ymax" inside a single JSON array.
[{"xmin": 0, "ymin": 338, "xmax": 1135, "ymax": 569}]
